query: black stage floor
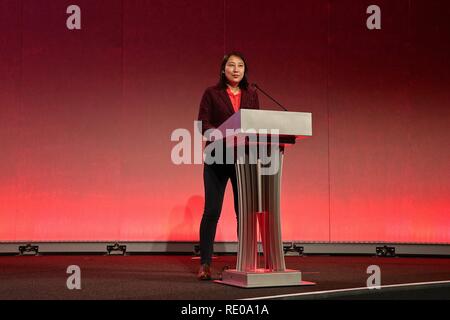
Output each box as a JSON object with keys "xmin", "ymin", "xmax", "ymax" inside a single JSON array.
[{"xmin": 0, "ymin": 254, "xmax": 449, "ymax": 300}]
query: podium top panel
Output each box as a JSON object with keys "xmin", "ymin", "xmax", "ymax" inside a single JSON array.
[{"xmin": 217, "ymin": 109, "xmax": 312, "ymax": 138}]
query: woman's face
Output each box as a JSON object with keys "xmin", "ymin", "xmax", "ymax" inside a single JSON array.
[{"xmin": 224, "ymin": 55, "xmax": 245, "ymax": 86}]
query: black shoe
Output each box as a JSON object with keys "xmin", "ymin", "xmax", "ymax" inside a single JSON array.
[{"xmin": 197, "ymin": 264, "xmax": 212, "ymax": 280}]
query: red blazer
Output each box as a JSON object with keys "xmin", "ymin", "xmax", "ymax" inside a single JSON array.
[{"xmin": 197, "ymin": 84, "xmax": 260, "ymax": 136}]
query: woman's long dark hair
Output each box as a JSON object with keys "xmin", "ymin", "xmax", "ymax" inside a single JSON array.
[{"xmin": 218, "ymin": 51, "xmax": 249, "ymax": 90}]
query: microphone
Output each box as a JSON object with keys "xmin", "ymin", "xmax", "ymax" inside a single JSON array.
[{"xmin": 252, "ymin": 83, "xmax": 289, "ymax": 111}]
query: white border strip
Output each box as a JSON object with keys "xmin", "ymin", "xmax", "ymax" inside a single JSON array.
[
  {"xmin": 1, "ymin": 242, "xmax": 449, "ymax": 255},
  {"xmin": 241, "ymin": 280, "xmax": 450, "ymax": 300}
]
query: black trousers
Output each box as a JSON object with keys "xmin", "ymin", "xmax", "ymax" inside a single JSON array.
[{"xmin": 199, "ymin": 163, "xmax": 239, "ymax": 265}]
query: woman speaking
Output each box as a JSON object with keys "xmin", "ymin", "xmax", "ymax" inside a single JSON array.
[{"xmin": 197, "ymin": 52, "xmax": 260, "ymax": 280}]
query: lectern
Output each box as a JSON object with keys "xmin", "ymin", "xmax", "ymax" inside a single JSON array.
[{"xmin": 214, "ymin": 109, "xmax": 315, "ymax": 288}]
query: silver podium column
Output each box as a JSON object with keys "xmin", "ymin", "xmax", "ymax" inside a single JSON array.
[{"xmin": 235, "ymin": 148, "xmax": 286, "ymax": 272}]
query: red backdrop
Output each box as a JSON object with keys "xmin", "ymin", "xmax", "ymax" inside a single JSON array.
[{"xmin": 0, "ymin": 0, "xmax": 449, "ymax": 243}]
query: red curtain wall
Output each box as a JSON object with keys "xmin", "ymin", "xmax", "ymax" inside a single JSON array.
[{"xmin": 0, "ymin": 0, "xmax": 449, "ymax": 243}]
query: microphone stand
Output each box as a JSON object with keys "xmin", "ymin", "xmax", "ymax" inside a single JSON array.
[{"xmin": 253, "ymin": 83, "xmax": 289, "ymax": 111}]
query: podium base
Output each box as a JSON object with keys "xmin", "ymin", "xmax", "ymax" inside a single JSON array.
[{"xmin": 215, "ymin": 269, "xmax": 316, "ymax": 288}]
